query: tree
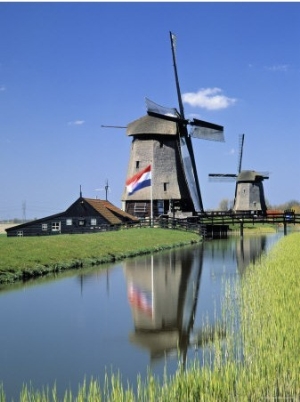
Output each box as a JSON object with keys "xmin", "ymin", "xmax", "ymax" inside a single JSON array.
[
  {"xmin": 218, "ymin": 198, "xmax": 231, "ymax": 211},
  {"xmin": 268, "ymin": 199, "xmax": 300, "ymax": 212}
]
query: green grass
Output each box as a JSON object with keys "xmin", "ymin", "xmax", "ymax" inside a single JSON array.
[
  {"xmin": 1, "ymin": 232, "xmax": 299, "ymax": 401},
  {"xmin": 0, "ymin": 228, "xmax": 200, "ymax": 284},
  {"xmin": 238, "ymin": 231, "xmax": 300, "ymax": 399},
  {"xmin": 229, "ymin": 223, "xmax": 276, "ymax": 233}
]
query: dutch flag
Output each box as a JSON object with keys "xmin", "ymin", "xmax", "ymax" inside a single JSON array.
[{"xmin": 126, "ymin": 165, "xmax": 152, "ymax": 196}]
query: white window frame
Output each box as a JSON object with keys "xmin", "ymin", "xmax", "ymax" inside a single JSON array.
[
  {"xmin": 66, "ymin": 219, "xmax": 72, "ymax": 226},
  {"xmin": 51, "ymin": 222, "xmax": 61, "ymax": 232},
  {"xmin": 91, "ymin": 218, "xmax": 97, "ymax": 226},
  {"xmin": 42, "ymin": 223, "xmax": 48, "ymax": 231}
]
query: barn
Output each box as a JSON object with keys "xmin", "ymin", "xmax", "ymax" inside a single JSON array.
[{"xmin": 5, "ymin": 196, "xmax": 139, "ymax": 237}]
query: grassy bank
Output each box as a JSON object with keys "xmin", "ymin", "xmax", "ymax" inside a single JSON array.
[
  {"xmin": 1, "ymin": 232, "xmax": 298, "ymax": 401},
  {"xmin": 229, "ymin": 222, "xmax": 299, "ymax": 235},
  {"xmin": 0, "ymin": 228, "xmax": 200, "ymax": 284},
  {"xmin": 238, "ymin": 231, "xmax": 300, "ymax": 398},
  {"xmin": 229, "ymin": 223, "xmax": 276, "ymax": 234}
]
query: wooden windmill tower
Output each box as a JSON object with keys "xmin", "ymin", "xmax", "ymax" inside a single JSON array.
[
  {"xmin": 209, "ymin": 134, "xmax": 269, "ymax": 215},
  {"xmin": 122, "ymin": 32, "xmax": 224, "ymax": 219}
]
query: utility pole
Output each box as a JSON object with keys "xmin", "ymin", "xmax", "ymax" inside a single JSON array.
[
  {"xmin": 95, "ymin": 180, "xmax": 110, "ymax": 200},
  {"xmin": 105, "ymin": 180, "xmax": 109, "ymax": 201},
  {"xmin": 22, "ymin": 200, "xmax": 26, "ymax": 222}
]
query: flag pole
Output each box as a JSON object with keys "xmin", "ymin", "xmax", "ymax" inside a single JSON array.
[
  {"xmin": 150, "ymin": 164, "xmax": 153, "ymax": 226},
  {"xmin": 151, "ymin": 254, "xmax": 154, "ymax": 320}
]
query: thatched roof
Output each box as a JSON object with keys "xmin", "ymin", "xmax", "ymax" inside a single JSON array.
[{"xmin": 127, "ymin": 115, "xmax": 177, "ymax": 137}]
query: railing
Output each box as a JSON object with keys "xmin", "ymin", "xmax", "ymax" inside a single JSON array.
[
  {"xmin": 123, "ymin": 212, "xmax": 300, "ymax": 238},
  {"xmin": 202, "ymin": 212, "xmax": 300, "ymax": 225}
]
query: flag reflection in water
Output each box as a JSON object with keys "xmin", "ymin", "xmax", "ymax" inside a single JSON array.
[{"xmin": 128, "ymin": 282, "xmax": 153, "ymax": 318}]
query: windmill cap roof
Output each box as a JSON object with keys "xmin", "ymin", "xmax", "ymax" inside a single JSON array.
[
  {"xmin": 127, "ymin": 115, "xmax": 177, "ymax": 136},
  {"xmin": 237, "ymin": 170, "xmax": 268, "ymax": 181}
]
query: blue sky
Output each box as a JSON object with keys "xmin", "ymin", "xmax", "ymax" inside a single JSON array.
[{"xmin": 1, "ymin": 2, "xmax": 300, "ymax": 220}]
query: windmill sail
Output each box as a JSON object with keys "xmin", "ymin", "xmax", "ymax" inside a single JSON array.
[
  {"xmin": 209, "ymin": 134, "xmax": 270, "ymax": 182},
  {"xmin": 237, "ymin": 133, "xmax": 245, "ymax": 173},
  {"xmin": 208, "ymin": 173, "xmax": 237, "ymax": 182},
  {"xmin": 170, "ymin": 31, "xmax": 185, "ymax": 118},
  {"xmin": 208, "ymin": 133, "xmax": 270, "ymax": 215},
  {"xmin": 144, "ymin": 32, "xmax": 224, "ymax": 214},
  {"xmin": 209, "ymin": 133, "xmax": 245, "ymax": 181},
  {"xmin": 170, "ymin": 31, "xmax": 204, "ymax": 213},
  {"xmin": 180, "ymin": 136, "xmax": 203, "ymax": 212},
  {"xmin": 190, "ymin": 120, "xmax": 224, "ymax": 142},
  {"xmin": 145, "ymin": 98, "xmax": 179, "ymax": 119},
  {"xmin": 146, "ymin": 99, "xmax": 224, "ymax": 142}
]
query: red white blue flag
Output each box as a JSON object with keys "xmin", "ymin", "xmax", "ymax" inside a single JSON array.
[{"xmin": 126, "ymin": 165, "xmax": 151, "ymax": 195}]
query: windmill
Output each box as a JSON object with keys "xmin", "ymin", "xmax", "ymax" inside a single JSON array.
[
  {"xmin": 122, "ymin": 32, "xmax": 224, "ymax": 218},
  {"xmin": 208, "ymin": 134, "xmax": 269, "ymax": 215}
]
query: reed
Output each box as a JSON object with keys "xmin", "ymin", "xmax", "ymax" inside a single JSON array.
[
  {"xmin": 1, "ymin": 233, "xmax": 299, "ymax": 401},
  {"xmin": 238, "ymin": 232, "xmax": 300, "ymax": 399}
]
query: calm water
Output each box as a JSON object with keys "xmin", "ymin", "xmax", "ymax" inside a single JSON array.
[{"xmin": 0, "ymin": 233, "xmax": 282, "ymax": 400}]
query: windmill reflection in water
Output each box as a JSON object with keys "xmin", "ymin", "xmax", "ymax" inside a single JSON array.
[
  {"xmin": 124, "ymin": 234, "xmax": 270, "ymax": 367},
  {"xmin": 124, "ymin": 244, "xmax": 225, "ymax": 366}
]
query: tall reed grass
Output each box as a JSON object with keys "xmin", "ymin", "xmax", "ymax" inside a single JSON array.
[
  {"xmin": 238, "ymin": 232, "xmax": 300, "ymax": 399},
  {"xmin": 0, "ymin": 233, "xmax": 299, "ymax": 401}
]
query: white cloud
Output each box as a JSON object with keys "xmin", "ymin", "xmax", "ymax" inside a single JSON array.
[
  {"xmin": 182, "ymin": 88, "xmax": 237, "ymax": 110},
  {"xmin": 67, "ymin": 120, "xmax": 85, "ymax": 126},
  {"xmin": 265, "ymin": 64, "xmax": 289, "ymax": 72}
]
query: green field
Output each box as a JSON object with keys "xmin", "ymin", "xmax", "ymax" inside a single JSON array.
[{"xmin": 0, "ymin": 228, "xmax": 200, "ymax": 284}]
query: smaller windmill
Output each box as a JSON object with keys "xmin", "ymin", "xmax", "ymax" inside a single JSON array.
[{"xmin": 209, "ymin": 134, "xmax": 269, "ymax": 215}]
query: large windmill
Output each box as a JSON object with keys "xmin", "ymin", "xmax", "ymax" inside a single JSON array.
[
  {"xmin": 122, "ymin": 32, "xmax": 224, "ymax": 218},
  {"xmin": 209, "ymin": 134, "xmax": 269, "ymax": 215}
]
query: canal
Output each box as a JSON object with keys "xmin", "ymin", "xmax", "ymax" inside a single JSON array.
[{"xmin": 0, "ymin": 233, "xmax": 282, "ymax": 400}]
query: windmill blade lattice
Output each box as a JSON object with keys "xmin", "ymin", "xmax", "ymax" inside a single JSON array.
[
  {"xmin": 145, "ymin": 98, "xmax": 179, "ymax": 120},
  {"xmin": 237, "ymin": 133, "xmax": 245, "ymax": 174},
  {"xmin": 190, "ymin": 121, "xmax": 224, "ymax": 142},
  {"xmin": 208, "ymin": 173, "xmax": 237, "ymax": 182}
]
